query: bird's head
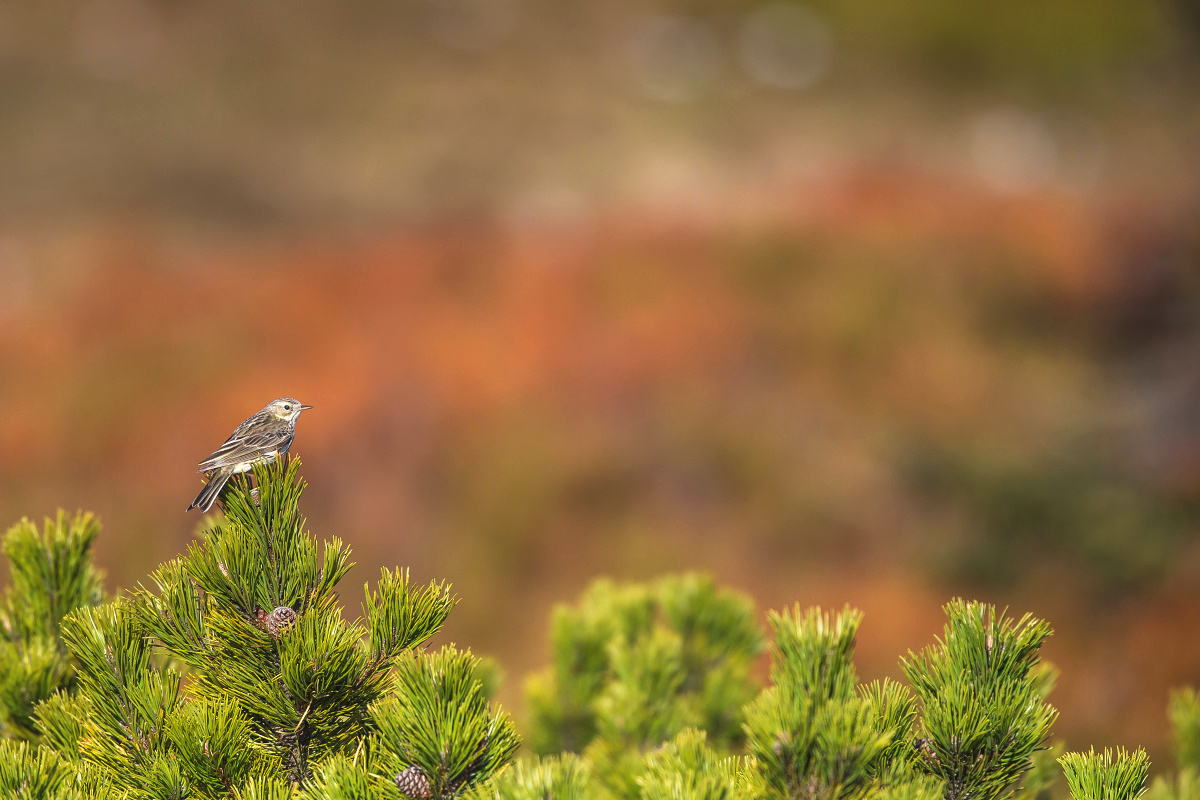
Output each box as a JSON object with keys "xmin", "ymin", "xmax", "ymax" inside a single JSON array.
[{"xmin": 266, "ymin": 397, "xmax": 312, "ymax": 422}]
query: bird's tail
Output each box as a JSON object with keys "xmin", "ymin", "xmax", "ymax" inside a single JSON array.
[{"xmin": 187, "ymin": 470, "xmax": 233, "ymax": 512}]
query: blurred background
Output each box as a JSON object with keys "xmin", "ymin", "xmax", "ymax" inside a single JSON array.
[{"xmin": 2, "ymin": 0, "xmax": 1200, "ymax": 767}]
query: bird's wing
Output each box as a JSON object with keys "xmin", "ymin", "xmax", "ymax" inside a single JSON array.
[{"xmin": 197, "ymin": 423, "xmax": 292, "ymax": 472}]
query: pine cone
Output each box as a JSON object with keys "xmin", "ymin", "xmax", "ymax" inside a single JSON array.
[
  {"xmin": 395, "ymin": 765, "xmax": 432, "ymax": 799},
  {"xmin": 266, "ymin": 606, "xmax": 297, "ymax": 638}
]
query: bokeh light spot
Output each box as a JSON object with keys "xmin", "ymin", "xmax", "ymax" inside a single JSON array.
[
  {"xmin": 968, "ymin": 107, "xmax": 1058, "ymax": 194},
  {"xmin": 625, "ymin": 14, "xmax": 723, "ymax": 103},
  {"xmin": 738, "ymin": 2, "xmax": 833, "ymax": 90}
]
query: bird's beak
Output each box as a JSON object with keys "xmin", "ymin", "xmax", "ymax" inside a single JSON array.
[{"xmin": 300, "ymin": 405, "xmax": 314, "ymax": 410}]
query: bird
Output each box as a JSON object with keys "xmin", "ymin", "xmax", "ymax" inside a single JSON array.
[{"xmin": 187, "ymin": 398, "xmax": 313, "ymax": 512}]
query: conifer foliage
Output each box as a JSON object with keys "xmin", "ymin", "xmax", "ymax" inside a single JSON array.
[
  {"xmin": 1170, "ymin": 690, "xmax": 1200, "ymax": 775},
  {"xmin": 902, "ymin": 601, "xmax": 1058, "ymax": 800},
  {"xmin": 496, "ymin": 593, "xmax": 1062, "ymax": 800},
  {"xmin": 743, "ymin": 605, "xmax": 923, "ymax": 800},
  {"xmin": 524, "ymin": 573, "xmax": 764, "ymax": 761},
  {"xmin": 1059, "ymin": 748, "xmax": 1148, "ymax": 800},
  {"xmin": 463, "ymin": 753, "xmax": 592, "ymax": 800},
  {"xmin": 0, "ymin": 459, "xmax": 519, "ymax": 799},
  {"xmin": 523, "ymin": 573, "xmax": 765, "ymax": 796},
  {"xmin": 1146, "ymin": 689, "xmax": 1200, "ymax": 800},
  {"xmin": 3, "ymin": 460, "xmax": 1195, "ymax": 800},
  {"xmin": 0, "ymin": 511, "xmax": 104, "ymax": 743}
]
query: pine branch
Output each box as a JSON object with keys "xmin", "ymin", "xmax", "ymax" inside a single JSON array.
[
  {"xmin": 236, "ymin": 774, "xmax": 297, "ymax": 800},
  {"xmin": 768, "ymin": 605, "xmax": 863, "ymax": 704},
  {"xmin": 370, "ymin": 646, "xmax": 521, "ymax": 800},
  {"xmin": 744, "ymin": 605, "xmax": 893, "ymax": 800},
  {"xmin": 2, "ymin": 511, "xmax": 104, "ymax": 644},
  {"xmin": 0, "ymin": 739, "xmax": 75, "ymax": 798},
  {"xmin": 525, "ymin": 574, "xmax": 762, "ymax": 760},
  {"xmin": 595, "ymin": 628, "xmax": 693, "ymax": 749},
  {"xmin": 903, "ymin": 600, "xmax": 1057, "ymax": 800},
  {"xmin": 1059, "ymin": 749, "xmax": 1149, "ymax": 800},
  {"xmin": 186, "ymin": 459, "xmax": 353, "ymax": 621},
  {"xmin": 34, "ymin": 692, "xmax": 87, "ymax": 763},
  {"xmin": 587, "ymin": 628, "xmax": 695, "ymax": 798},
  {"xmin": 525, "ymin": 579, "xmax": 656, "ymax": 756},
  {"xmin": 638, "ymin": 728, "xmax": 750, "ymax": 800},
  {"xmin": 59, "ymin": 601, "xmax": 184, "ymax": 795},
  {"xmin": 463, "ymin": 754, "xmax": 594, "ymax": 800},
  {"xmin": 873, "ymin": 775, "xmax": 950, "ymax": 800},
  {"xmin": 364, "ymin": 568, "xmax": 456, "ymax": 667},
  {"xmin": 135, "ymin": 558, "xmax": 212, "ymax": 669},
  {"xmin": 0, "ymin": 637, "xmax": 71, "ymax": 742},
  {"xmin": 0, "ymin": 511, "xmax": 105, "ymax": 742},
  {"xmin": 165, "ymin": 698, "xmax": 278, "ymax": 796},
  {"xmin": 860, "ymin": 679, "xmax": 918, "ymax": 768},
  {"xmin": 656, "ymin": 574, "xmax": 765, "ymax": 680},
  {"xmin": 303, "ymin": 753, "xmax": 377, "ymax": 800}
]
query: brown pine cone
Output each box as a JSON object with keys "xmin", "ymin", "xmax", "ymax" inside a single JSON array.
[
  {"xmin": 395, "ymin": 765, "xmax": 432, "ymax": 799},
  {"xmin": 266, "ymin": 606, "xmax": 297, "ymax": 638}
]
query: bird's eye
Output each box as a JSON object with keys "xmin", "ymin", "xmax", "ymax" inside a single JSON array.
[{"xmin": 283, "ymin": 404, "xmax": 292, "ymax": 410}]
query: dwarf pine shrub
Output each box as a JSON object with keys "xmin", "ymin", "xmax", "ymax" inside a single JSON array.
[
  {"xmin": 0, "ymin": 459, "xmax": 517, "ymax": 799},
  {"xmin": 0, "ymin": 460, "xmax": 1185, "ymax": 800}
]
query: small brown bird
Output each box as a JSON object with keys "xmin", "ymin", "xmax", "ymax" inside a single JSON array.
[{"xmin": 187, "ymin": 398, "xmax": 313, "ymax": 512}]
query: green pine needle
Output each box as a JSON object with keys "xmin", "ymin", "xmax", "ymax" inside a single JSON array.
[
  {"xmin": 372, "ymin": 646, "xmax": 521, "ymax": 799},
  {"xmin": 364, "ymin": 568, "xmax": 456, "ymax": 664},
  {"xmin": 0, "ymin": 511, "xmax": 105, "ymax": 742},
  {"xmin": 0, "ymin": 739, "xmax": 74, "ymax": 798},
  {"xmin": 463, "ymin": 754, "xmax": 594, "ymax": 800},
  {"xmin": 2, "ymin": 511, "xmax": 105, "ymax": 643},
  {"xmin": 767, "ymin": 605, "xmax": 862, "ymax": 703},
  {"xmin": 744, "ymin": 605, "xmax": 894, "ymax": 800},
  {"xmin": 524, "ymin": 574, "xmax": 762, "ymax": 761},
  {"xmin": 1059, "ymin": 748, "xmax": 1150, "ymax": 800},
  {"xmin": 33, "ymin": 692, "xmax": 86, "ymax": 763},
  {"xmin": 639, "ymin": 728, "xmax": 747, "ymax": 800},
  {"xmin": 903, "ymin": 600, "xmax": 1058, "ymax": 800}
]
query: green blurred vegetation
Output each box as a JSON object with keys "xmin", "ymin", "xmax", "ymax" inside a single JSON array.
[
  {"xmin": 898, "ymin": 441, "xmax": 1193, "ymax": 593},
  {"xmin": 811, "ymin": 0, "xmax": 1172, "ymax": 89},
  {"xmin": 674, "ymin": 0, "xmax": 1176, "ymax": 88}
]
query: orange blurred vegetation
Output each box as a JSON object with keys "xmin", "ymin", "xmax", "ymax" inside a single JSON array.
[{"xmin": 4, "ymin": 162, "xmax": 1200, "ymax": 760}]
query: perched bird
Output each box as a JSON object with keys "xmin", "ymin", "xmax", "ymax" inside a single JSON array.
[{"xmin": 187, "ymin": 398, "xmax": 313, "ymax": 512}]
